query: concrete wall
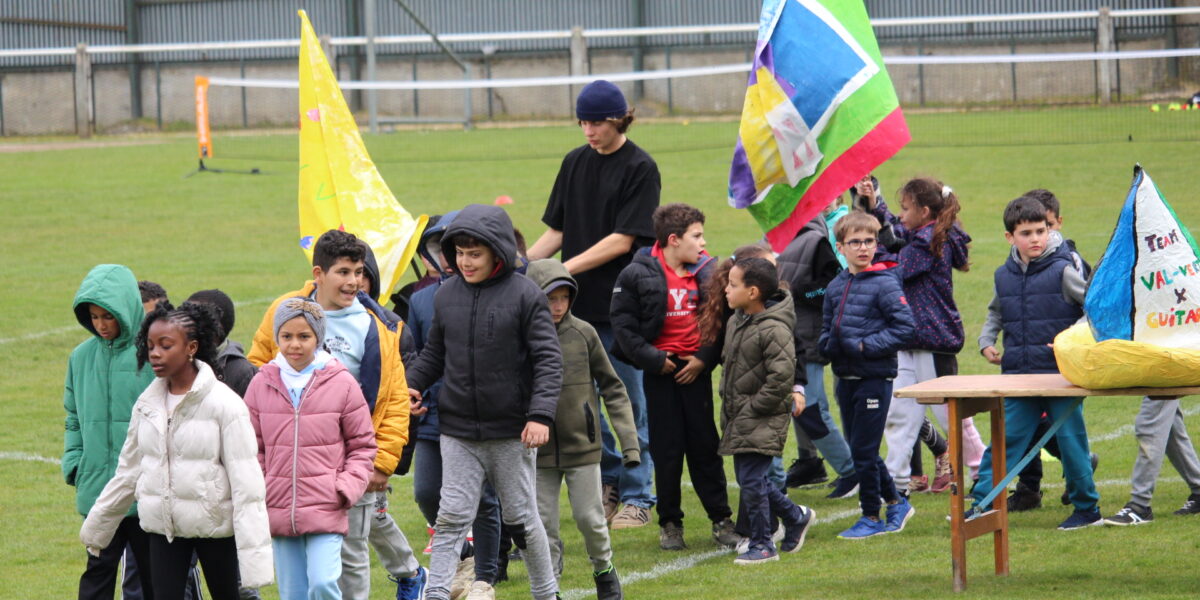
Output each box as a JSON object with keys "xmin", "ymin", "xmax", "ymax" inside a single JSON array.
[{"xmin": 0, "ymin": 36, "xmax": 1189, "ymax": 136}]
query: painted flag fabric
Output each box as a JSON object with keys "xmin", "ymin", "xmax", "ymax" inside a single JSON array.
[
  {"xmin": 1085, "ymin": 165, "xmax": 1200, "ymax": 349},
  {"xmin": 729, "ymin": 0, "xmax": 910, "ymax": 250},
  {"xmin": 298, "ymin": 9, "xmax": 427, "ymax": 300}
]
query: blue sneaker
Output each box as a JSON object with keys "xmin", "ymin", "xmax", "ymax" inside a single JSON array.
[
  {"xmin": 1057, "ymin": 509, "xmax": 1102, "ymax": 530},
  {"xmin": 733, "ymin": 544, "xmax": 779, "ymax": 565},
  {"xmin": 780, "ymin": 506, "xmax": 815, "ymax": 553},
  {"xmin": 392, "ymin": 566, "xmax": 427, "ymax": 600},
  {"xmin": 885, "ymin": 498, "xmax": 915, "ymax": 533},
  {"xmin": 838, "ymin": 516, "xmax": 886, "ymax": 539}
]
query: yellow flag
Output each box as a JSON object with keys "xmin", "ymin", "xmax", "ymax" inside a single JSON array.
[{"xmin": 297, "ymin": 9, "xmax": 427, "ymax": 301}]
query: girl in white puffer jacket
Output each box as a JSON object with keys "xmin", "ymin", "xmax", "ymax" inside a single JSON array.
[{"xmin": 81, "ymin": 301, "xmax": 273, "ymax": 599}]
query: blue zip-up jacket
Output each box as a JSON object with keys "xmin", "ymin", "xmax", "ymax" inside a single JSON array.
[
  {"xmin": 819, "ymin": 263, "xmax": 915, "ymax": 379},
  {"xmin": 995, "ymin": 242, "xmax": 1083, "ymax": 374},
  {"xmin": 407, "ymin": 210, "xmax": 459, "ymax": 442}
]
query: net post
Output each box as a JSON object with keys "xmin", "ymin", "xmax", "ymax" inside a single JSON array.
[
  {"xmin": 569, "ymin": 26, "xmax": 587, "ymax": 106},
  {"xmin": 74, "ymin": 43, "xmax": 93, "ymax": 138}
]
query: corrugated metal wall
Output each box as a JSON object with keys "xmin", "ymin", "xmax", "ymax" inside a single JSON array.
[{"xmin": 1, "ymin": 0, "xmax": 1177, "ymax": 68}]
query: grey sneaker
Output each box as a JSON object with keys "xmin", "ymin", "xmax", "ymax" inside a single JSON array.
[
  {"xmin": 659, "ymin": 522, "xmax": 686, "ymax": 550},
  {"xmin": 610, "ymin": 505, "xmax": 651, "ymax": 530},
  {"xmin": 711, "ymin": 518, "xmax": 741, "ymax": 548}
]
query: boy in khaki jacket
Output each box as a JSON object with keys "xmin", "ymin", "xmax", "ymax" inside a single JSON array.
[{"xmin": 527, "ymin": 258, "xmax": 640, "ymax": 600}]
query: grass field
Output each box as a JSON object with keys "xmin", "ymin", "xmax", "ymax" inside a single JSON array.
[{"xmin": 3, "ymin": 107, "xmax": 1200, "ymax": 599}]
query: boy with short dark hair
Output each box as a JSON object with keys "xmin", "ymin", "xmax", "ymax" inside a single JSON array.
[
  {"xmin": 405, "ymin": 204, "xmax": 563, "ymax": 600},
  {"xmin": 247, "ymin": 229, "xmax": 420, "ymax": 599},
  {"xmin": 138, "ymin": 280, "xmax": 168, "ymax": 314},
  {"xmin": 975, "ymin": 196, "xmax": 1101, "ymax": 530},
  {"xmin": 610, "ymin": 203, "xmax": 738, "ymax": 551},
  {"xmin": 820, "ymin": 211, "xmax": 915, "ymax": 539},
  {"xmin": 527, "ymin": 257, "xmax": 638, "ymax": 599},
  {"xmin": 186, "ymin": 289, "xmax": 258, "ymax": 398}
]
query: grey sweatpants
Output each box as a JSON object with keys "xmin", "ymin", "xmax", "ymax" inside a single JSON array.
[
  {"xmin": 338, "ymin": 489, "xmax": 422, "ymax": 600},
  {"xmin": 1129, "ymin": 397, "xmax": 1200, "ymax": 509},
  {"xmin": 536, "ymin": 463, "xmax": 612, "ymax": 578},
  {"xmin": 428, "ymin": 435, "xmax": 556, "ymax": 600}
]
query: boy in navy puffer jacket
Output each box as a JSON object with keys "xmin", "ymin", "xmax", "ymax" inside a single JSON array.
[{"xmin": 819, "ymin": 212, "xmax": 916, "ymax": 539}]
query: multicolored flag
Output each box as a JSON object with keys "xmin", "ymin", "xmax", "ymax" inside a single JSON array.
[
  {"xmin": 297, "ymin": 9, "xmax": 427, "ymax": 300},
  {"xmin": 1086, "ymin": 165, "xmax": 1200, "ymax": 348},
  {"xmin": 729, "ymin": 0, "xmax": 910, "ymax": 250}
]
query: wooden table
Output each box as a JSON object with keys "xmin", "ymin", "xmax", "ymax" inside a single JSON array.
[{"xmin": 894, "ymin": 374, "xmax": 1200, "ymax": 592}]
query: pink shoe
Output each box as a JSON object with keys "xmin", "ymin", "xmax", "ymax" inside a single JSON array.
[
  {"xmin": 424, "ymin": 525, "xmax": 434, "ymax": 555},
  {"xmin": 930, "ymin": 453, "xmax": 953, "ymax": 493}
]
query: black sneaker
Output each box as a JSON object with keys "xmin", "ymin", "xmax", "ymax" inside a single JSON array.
[
  {"xmin": 1174, "ymin": 494, "xmax": 1200, "ymax": 516},
  {"xmin": 1057, "ymin": 508, "xmax": 1102, "ymax": 530},
  {"xmin": 780, "ymin": 506, "xmax": 815, "ymax": 553},
  {"xmin": 1103, "ymin": 503, "xmax": 1153, "ymax": 526},
  {"xmin": 785, "ymin": 457, "xmax": 828, "ymax": 488},
  {"xmin": 825, "ymin": 476, "xmax": 860, "ymax": 500},
  {"xmin": 1007, "ymin": 482, "xmax": 1043, "ymax": 512},
  {"xmin": 594, "ymin": 565, "xmax": 623, "ymax": 600}
]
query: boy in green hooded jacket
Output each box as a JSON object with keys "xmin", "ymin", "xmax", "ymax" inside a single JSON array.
[{"xmin": 63, "ymin": 264, "xmax": 157, "ymax": 599}]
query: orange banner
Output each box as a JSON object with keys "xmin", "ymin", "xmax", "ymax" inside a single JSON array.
[{"xmin": 194, "ymin": 75, "xmax": 212, "ymax": 158}]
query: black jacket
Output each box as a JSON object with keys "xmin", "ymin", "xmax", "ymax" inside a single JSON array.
[
  {"xmin": 405, "ymin": 204, "xmax": 563, "ymax": 440},
  {"xmin": 610, "ymin": 247, "xmax": 720, "ymax": 372},
  {"xmin": 777, "ymin": 215, "xmax": 843, "ymax": 365}
]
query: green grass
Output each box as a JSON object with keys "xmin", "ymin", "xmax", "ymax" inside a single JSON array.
[{"xmin": 3, "ymin": 106, "xmax": 1200, "ymax": 599}]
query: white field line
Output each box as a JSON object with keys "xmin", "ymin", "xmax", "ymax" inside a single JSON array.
[
  {"xmin": 0, "ymin": 451, "xmax": 61, "ymax": 465},
  {"xmin": 0, "ymin": 296, "xmax": 277, "ymax": 345},
  {"xmin": 1091, "ymin": 402, "xmax": 1200, "ymax": 443},
  {"xmin": 560, "ymin": 508, "xmax": 863, "ymax": 600}
]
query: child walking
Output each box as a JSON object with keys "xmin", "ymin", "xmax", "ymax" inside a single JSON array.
[
  {"xmin": 65, "ymin": 264, "xmax": 158, "ymax": 600},
  {"xmin": 868, "ymin": 178, "xmax": 985, "ymax": 492},
  {"xmin": 404, "ymin": 204, "xmax": 563, "ymax": 600},
  {"xmin": 244, "ymin": 297, "xmax": 378, "ymax": 600},
  {"xmin": 80, "ymin": 301, "xmax": 274, "ymax": 598},
  {"xmin": 716, "ymin": 257, "xmax": 815, "ymax": 563},
  {"xmin": 819, "ymin": 212, "xmax": 916, "ymax": 539},
  {"xmin": 610, "ymin": 203, "xmax": 739, "ymax": 551},
  {"xmin": 528, "ymin": 258, "xmax": 639, "ymax": 599},
  {"xmin": 975, "ymin": 196, "xmax": 1101, "ymax": 529}
]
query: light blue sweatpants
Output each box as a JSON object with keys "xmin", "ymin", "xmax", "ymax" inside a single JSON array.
[{"xmin": 274, "ymin": 533, "xmax": 344, "ymax": 600}]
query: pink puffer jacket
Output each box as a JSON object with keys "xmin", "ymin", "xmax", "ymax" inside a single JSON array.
[{"xmin": 244, "ymin": 358, "xmax": 376, "ymax": 537}]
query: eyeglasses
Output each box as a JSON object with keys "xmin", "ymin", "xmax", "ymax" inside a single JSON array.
[{"xmin": 843, "ymin": 238, "xmax": 878, "ymax": 250}]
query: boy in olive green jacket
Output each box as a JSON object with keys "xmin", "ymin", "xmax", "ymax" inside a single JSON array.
[{"xmin": 527, "ymin": 259, "xmax": 640, "ymax": 600}]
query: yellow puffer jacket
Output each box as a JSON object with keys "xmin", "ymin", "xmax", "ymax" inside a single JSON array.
[{"xmin": 248, "ymin": 282, "xmax": 409, "ymax": 475}]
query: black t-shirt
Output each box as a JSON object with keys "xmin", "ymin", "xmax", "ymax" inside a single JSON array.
[{"xmin": 543, "ymin": 139, "xmax": 660, "ymax": 324}]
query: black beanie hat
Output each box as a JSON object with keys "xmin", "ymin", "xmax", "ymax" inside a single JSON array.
[
  {"xmin": 576, "ymin": 80, "xmax": 627, "ymax": 121},
  {"xmin": 186, "ymin": 289, "xmax": 235, "ymax": 342}
]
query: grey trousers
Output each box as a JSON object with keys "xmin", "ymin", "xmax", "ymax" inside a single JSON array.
[
  {"xmin": 338, "ymin": 489, "xmax": 422, "ymax": 600},
  {"xmin": 428, "ymin": 435, "xmax": 556, "ymax": 600},
  {"xmin": 1129, "ymin": 397, "xmax": 1200, "ymax": 509},
  {"xmin": 536, "ymin": 463, "xmax": 612, "ymax": 578}
]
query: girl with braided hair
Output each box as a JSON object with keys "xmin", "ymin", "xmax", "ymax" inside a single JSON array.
[{"xmin": 81, "ymin": 301, "xmax": 274, "ymax": 599}]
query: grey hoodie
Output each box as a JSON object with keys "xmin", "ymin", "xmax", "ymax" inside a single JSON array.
[{"xmin": 405, "ymin": 204, "xmax": 563, "ymax": 440}]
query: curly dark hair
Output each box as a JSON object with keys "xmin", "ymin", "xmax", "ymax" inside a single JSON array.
[
  {"xmin": 313, "ymin": 229, "xmax": 366, "ymax": 271},
  {"xmin": 136, "ymin": 301, "xmax": 225, "ymax": 379},
  {"xmin": 697, "ymin": 243, "xmax": 773, "ymax": 345}
]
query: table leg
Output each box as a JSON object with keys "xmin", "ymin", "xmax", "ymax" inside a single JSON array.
[
  {"xmin": 948, "ymin": 398, "xmax": 966, "ymax": 591},
  {"xmin": 991, "ymin": 398, "xmax": 1010, "ymax": 576}
]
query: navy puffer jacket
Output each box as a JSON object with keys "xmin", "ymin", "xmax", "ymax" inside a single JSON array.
[{"xmin": 819, "ymin": 264, "xmax": 915, "ymax": 379}]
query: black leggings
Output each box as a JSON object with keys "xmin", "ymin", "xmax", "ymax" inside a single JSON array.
[
  {"xmin": 147, "ymin": 534, "xmax": 241, "ymax": 600},
  {"xmin": 78, "ymin": 517, "xmax": 155, "ymax": 600}
]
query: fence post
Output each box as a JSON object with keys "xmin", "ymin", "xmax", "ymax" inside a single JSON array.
[
  {"xmin": 1097, "ymin": 6, "xmax": 1114, "ymax": 104},
  {"xmin": 74, "ymin": 43, "xmax": 94, "ymax": 138},
  {"xmin": 569, "ymin": 25, "xmax": 587, "ymax": 110}
]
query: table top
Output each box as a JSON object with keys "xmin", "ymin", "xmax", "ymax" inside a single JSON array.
[{"xmin": 894, "ymin": 374, "xmax": 1200, "ymax": 399}]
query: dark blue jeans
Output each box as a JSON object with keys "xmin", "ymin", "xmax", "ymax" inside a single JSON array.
[
  {"xmin": 734, "ymin": 453, "xmax": 802, "ymax": 551},
  {"xmin": 836, "ymin": 377, "xmax": 900, "ymax": 518},
  {"xmin": 412, "ymin": 438, "xmax": 501, "ymax": 583},
  {"xmin": 594, "ymin": 324, "xmax": 656, "ymax": 508}
]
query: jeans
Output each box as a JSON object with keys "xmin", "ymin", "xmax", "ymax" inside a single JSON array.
[
  {"xmin": 594, "ymin": 324, "xmax": 655, "ymax": 508},
  {"xmin": 733, "ymin": 454, "xmax": 802, "ymax": 551}
]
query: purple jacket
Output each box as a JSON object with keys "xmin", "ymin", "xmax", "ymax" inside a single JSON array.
[{"xmin": 873, "ymin": 200, "xmax": 971, "ymax": 353}]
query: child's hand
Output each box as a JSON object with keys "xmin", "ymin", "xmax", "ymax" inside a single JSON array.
[
  {"xmin": 791, "ymin": 391, "xmax": 806, "ymax": 417},
  {"xmin": 366, "ymin": 468, "xmax": 390, "ymax": 493},
  {"xmin": 408, "ymin": 388, "xmax": 423, "ymax": 401},
  {"xmin": 981, "ymin": 346, "xmax": 1001, "ymax": 365},
  {"xmin": 85, "ymin": 545, "xmax": 102, "ymax": 558},
  {"xmin": 522, "ymin": 422, "xmax": 550, "ymax": 449},
  {"xmin": 410, "ymin": 398, "xmax": 427, "ymax": 416},
  {"xmin": 674, "ymin": 355, "xmax": 705, "ymax": 385},
  {"xmin": 661, "ymin": 355, "xmax": 678, "ymax": 375}
]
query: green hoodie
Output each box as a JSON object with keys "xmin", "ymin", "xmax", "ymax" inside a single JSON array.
[
  {"xmin": 526, "ymin": 259, "xmax": 641, "ymax": 469},
  {"xmin": 63, "ymin": 264, "xmax": 154, "ymax": 517}
]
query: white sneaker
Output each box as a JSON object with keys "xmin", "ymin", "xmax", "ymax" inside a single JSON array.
[
  {"xmin": 734, "ymin": 522, "xmax": 784, "ymax": 553},
  {"xmin": 465, "ymin": 581, "xmax": 495, "ymax": 600}
]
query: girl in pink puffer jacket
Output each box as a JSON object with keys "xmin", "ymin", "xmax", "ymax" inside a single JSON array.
[{"xmin": 245, "ymin": 297, "xmax": 377, "ymax": 600}]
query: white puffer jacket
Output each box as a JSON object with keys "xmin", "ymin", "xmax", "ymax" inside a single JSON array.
[{"xmin": 80, "ymin": 360, "xmax": 273, "ymax": 588}]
